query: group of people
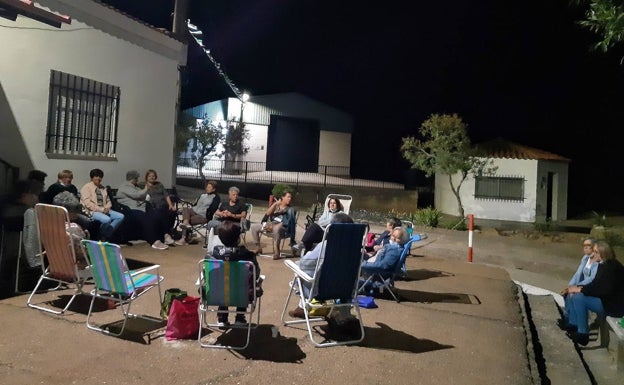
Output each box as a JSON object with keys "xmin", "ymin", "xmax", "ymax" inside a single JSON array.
[{"xmin": 558, "ymin": 238, "xmax": 624, "ymax": 346}]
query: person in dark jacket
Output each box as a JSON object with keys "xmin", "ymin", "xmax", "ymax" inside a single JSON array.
[{"xmin": 565, "ymin": 240, "xmax": 624, "ymax": 346}]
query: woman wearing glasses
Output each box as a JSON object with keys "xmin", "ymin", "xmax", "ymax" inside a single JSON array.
[
  {"xmin": 564, "ymin": 240, "xmax": 624, "ymax": 346},
  {"xmin": 558, "ymin": 238, "xmax": 599, "ymax": 330}
]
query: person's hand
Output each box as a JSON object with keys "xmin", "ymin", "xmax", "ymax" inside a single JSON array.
[
  {"xmin": 103, "ymin": 207, "xmax": 110, "ymax": 214},
  {"xmin": 168, "ymin": 204, "xmax": 176, "ymax": 211},
  {"xmin": 373, "ymin": 245, "xmax": 382, "ymax": 252},
  {"xmin": 560, "ymin": 287, "xmax": 569, "ymax": 296},
  {"xmin": 568, "ymin": 286, "xmax": 582, "ymax": 294}
]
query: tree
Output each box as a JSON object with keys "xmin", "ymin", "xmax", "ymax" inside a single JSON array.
[
  {"xmin": 400, "ymin": 113, "xmax": 496, "ymax": 220},
  {"xmin": 190, "ymin": 118, "xmax": 224, "ymax": 181},
  {"xmin": 174, "ymin": 110, "xmax": 195, "ymax": 158},
  {"xmin": 575, "ymin": 0, "xmax": 624, "ymax": 52},
  {"xmin": 222, "ymin": 120, "xmax": 249, "ymax": 173}
]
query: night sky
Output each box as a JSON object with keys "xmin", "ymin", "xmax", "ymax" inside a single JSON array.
[{"xmin": 100, "ymin": 0, "xmax": 624, "ymax": 217}]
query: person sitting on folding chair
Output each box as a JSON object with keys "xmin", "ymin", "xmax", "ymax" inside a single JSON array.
[
  {"xmin": 249, "ymin": 190, "xmax": 297, "ymax": 259},
  {"xmin": 177, "ymin": 180, "xmax": 220, "ymax": 245},
  {"xmin": 205, "ymin": 186, "xmax": 247, "ymax": 233},
  {"xmin": 208, "ymin": 220, "xmax": 262, "ymax": 326},
  {"xmin": 361, "ymin": 227, "xmax": 405, "ymax": 271},
  {"xmin": 288, "ymin": 212, "xmax": 361, "ymax": 334},
  {"xmin": 365, "ymin": 216, "xmax": 402, "ymax": 254},
  {"xmin": 294, "ymin": 196, "xmax": 344, "ymax": 253}
]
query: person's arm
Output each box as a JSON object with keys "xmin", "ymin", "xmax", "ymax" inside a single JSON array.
[
  {"xmin": 581, "ymin": 262, "xmax": 618, "ymax": 297},
  {"xmin": 205, "ymin": 194, "xmax": 220, "ymax": 219},
  {"xmin": 317, "ymin": 211, "xmax": 332, "ymax": 228},
  {"xmin": 568, "ymin": 256, "xmax": 588, "ymax": 286},
  {"xmin": 117, "ymin": 183, "xmax": 148, "ymax": 201},
  {"xmin": 80, "ymin": 184, "xmax": 100, "ymax": 213},
  {"xmin": 577, "ymin": 261, "xmax": 599, "ymax": 286}
]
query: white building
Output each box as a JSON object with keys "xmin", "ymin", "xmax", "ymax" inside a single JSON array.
[
  {"xmin": 184, "ymin": 92, "xmax": 354, "ymax": 175},
  {"xmin": 0, "ymin": 0, "xmax": 187, "ymax": 189},
  {"xmin": 435, "ymin": 138, "xmax": 570, "ymax": 223}
]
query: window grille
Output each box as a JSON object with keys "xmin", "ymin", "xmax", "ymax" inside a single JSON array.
[
  {"xmin": 475, "ymin": 176, "xmax": 524, "ymax": 201},
  {"xmin": 45, "ymin": 70, "xmax": 120, "ymax": 158}
]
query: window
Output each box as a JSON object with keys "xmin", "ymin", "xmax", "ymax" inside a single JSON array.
[
  {"xmin": 45, "ymin": 70, "xmax": 120, "ymax": 159},
  {"xmin": 475, "ymin": 176, "xmax": 524, "ymax": 201}
]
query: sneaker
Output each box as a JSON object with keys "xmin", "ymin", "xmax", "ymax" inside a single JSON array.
[
  {"xmin": 292, "ymin": 243, "xmax": 302, "ymax": 251},
  {"xmin": 179, "ymin": 223, "xmax": 190, "ymax": 230},
  {"xmin": 234, "ymin": 315, "xmax": 247, "ymax": 324},
  {"xmin": 175, "ymin": 239, "xmax": 187, "ymax": 246},
  {"xmin": 217, "ymin": 316, "xmax": 230, "ymax": 330},
  {"xmin": 164, "ymin": 233, "xmax": 175, "ymax": 245},
  {"xmin": 151, "ymin": 240, "xmax": 168, "ymax": 250}
]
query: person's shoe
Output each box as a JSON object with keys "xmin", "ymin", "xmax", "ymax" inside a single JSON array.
[
  {"xmin": 288, "ymin": 307, "xmax": 305, "ymax": 319},
  {"xmin": 164, "ymin": 233, "xmax": 175, "ymax": 245},
  {"xmin": 234, "ymin": 315, "xmax": 247, "ymax": 324},
  {"xmin": 253, "ymin": 248, "xmax": 263, "ymax": 255},
  {"xmin": 175, "ymin": 238, "xmax": 187, "ymax": 246},
  {"xmin": 179, "ymin": 223, "xmax": 190, "ymax": 230},
  {"xmin": 272, "ymin": 253, "xmax": 282, "ymax": 260},
  {"xmin": 151, "ymin": 240, "xmax": 168, "ymax": 250},
  {"xmin": 569, "ymin": 331, "xmax": 590, "ymax": 346},
  {"xmin": 216, "ymin": 316, "xmax": 230, "ymax": 330},
  {"xmin": 557, "ymin": 318, "xmax": 577, "ymax": 333}
]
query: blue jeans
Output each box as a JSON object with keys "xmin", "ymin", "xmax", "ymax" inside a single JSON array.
[
  {"xmin": 92, "ymin": 210, "xmax": 124, "ymax": 240},
  {"xmin": 568, "ymin": 292, "xmax": 605, "ymax": 334}
]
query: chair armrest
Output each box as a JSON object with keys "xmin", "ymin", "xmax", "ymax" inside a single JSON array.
[
  {"xmin": 130, "ymin": 264, "xmax": 161, "ymax": 277},
  {"xmin": 283, "ymin": 259, "xmax": 313, "ymax": 282}
]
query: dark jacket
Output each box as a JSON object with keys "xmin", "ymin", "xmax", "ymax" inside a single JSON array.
[{"xmin": 581, "ymin": 258, "xmax": 624, "ymax": 317}]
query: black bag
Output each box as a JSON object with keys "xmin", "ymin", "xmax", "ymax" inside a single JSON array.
[{"xmin": 161, "ymin": 288, "xmax": 188, "ymax": 319}]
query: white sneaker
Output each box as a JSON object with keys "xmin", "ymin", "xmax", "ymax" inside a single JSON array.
[
  {"xmin": 164, "ymin": 233, "xmax": 175, "ymax": 245},
  {"xmin": 175, "ymin": 239, "xmax": 187, "ymax": 246},
  {"xmin": 151, "ymin": 240, "xmax": 168, "ymax": 250}
]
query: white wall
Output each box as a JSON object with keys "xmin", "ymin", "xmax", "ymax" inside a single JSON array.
[
  {"xmin": 0, "ymin": 5, "xmax": 184, "ymax": 189},
  {"xmin": 319, "ymin": 131, "xmax": 351, "ymax": 170},
  {"xmin": 435, "ymin": 158, "xmax": 540, "ymax": 222}
]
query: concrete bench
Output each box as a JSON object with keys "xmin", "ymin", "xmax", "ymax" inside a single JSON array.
[{"xmin": 600, "ymin": 316, "xmax": 624, "ymax": 371}]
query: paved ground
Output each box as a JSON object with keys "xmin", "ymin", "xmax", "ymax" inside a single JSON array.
[{"xmin": 0, "ymin": 188, "xmax": 620, "ymax": 384}]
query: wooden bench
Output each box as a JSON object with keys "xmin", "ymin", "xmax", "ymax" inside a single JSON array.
[{"xmin": 600, "ymin": 316, "xmax": 624, "ymax": 370}]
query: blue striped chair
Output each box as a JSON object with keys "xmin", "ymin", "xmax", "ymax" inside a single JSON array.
[
  {"xmin": 80, "ymin": 240, "xmax": 164, "ymax": 337},
  {"xmin": 198, "ymin": 259, "xmax": 260, "ymax": 349}
]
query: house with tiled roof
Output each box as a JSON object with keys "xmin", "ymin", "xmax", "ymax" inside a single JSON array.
[
  {"xmin": 435, "ymin": 138, "xmax": 570, "ymax": 223},
  {"xmin": 0, "ymin": 0, "xmax": 187, "ymax": 189}
]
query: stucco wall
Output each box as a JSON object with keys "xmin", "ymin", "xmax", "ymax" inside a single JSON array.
[{"xmin": 0, "ymin": 5, "xmax": 183, "ymax": 188}]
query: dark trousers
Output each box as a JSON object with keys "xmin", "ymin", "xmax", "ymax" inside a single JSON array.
[{"xmin": 301, "ymin": 222, "xmax": 324, "ymax": 251}]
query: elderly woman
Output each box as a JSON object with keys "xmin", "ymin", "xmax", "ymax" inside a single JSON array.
[{"xmin": 143, "ymin": 169, "xmax": 177, "ymax": 245}]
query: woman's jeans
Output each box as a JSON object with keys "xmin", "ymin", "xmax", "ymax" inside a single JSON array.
[
  {"xmin": 91, "ymin": 210, "xmax": 124, "ymax": 241},
  {"xmin": 567, "ymin": 292, "xmax": 605, "ymax": 334}
]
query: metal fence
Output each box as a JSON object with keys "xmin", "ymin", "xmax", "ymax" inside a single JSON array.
[{"xmin": 176, "ymin": 157, "xmax": 404, "ymax": 190}]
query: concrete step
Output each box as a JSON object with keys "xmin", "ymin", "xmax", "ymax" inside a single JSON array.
[{"xmin": 524, "ymin": 293, "xmax": 621, "ymax": 384}]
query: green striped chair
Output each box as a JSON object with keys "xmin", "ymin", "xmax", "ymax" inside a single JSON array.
[
  {"xmin": 198, "ymin": 259, "xmax": 260, "ymax": 349},
  {"xmin": 81, "ymin": 240, "xmax": 164, "ymax": 337}
]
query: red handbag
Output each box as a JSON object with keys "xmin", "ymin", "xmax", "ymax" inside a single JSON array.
[{"xmin": 165, "ymin": 296, "xmax": 200, "ymax": 340}]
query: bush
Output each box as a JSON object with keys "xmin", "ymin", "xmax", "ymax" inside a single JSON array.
[
  {"xmin": 271, "ymin": 184, "xmax": 293, "ymax": 199},
  {"xmin": 414, "ymin": 207, "xmax": 441, "ymax": 228}
]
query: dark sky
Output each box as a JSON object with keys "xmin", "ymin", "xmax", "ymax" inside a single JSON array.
[{"xmin": 101, "ymin": 0, "xmax": 624, "ymax": 216}]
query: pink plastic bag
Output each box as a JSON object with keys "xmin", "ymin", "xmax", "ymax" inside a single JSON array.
[{"xmin": 165, "ymin": 296, "xmax": 199, "ymax": 340}]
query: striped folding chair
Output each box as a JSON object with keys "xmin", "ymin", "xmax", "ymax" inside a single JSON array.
[
  {"xmin": 198, "ymin": 259, "xmax": 260, "ymax": 349},
  {"xmin": 27, "ymin": 204, "xmax": 91, "ymax": 314},
  {"xmin": 80, "ymin": 240, "xmax": 164, "ymax": 337}
]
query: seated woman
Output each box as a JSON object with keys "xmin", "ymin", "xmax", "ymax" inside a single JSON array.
[
  {"xmin": 208, "ymin": 220, "xmax": 262, "ymax": 326},
  {"xmin": 115, "ymin": 170, "xmax": 169, "ymax": 250},
  {"xmin": 176, "ymin": 180, "xmax": 220, "ymax": 246},
  {"xmin": 249, "ymin": 190, "xmax": 296, "ymax": 260},
  {"xmin": 142, "ymin": 169, "xmax": 177, "ymax": 245},
  {"xmin": 295, "ymin": 196, "xmax": 344, "ymax": 253},
  {"xmin": 361, "ymin": 227, "xmax": 405, "ymax": 275},
  {"xmin": 565, "ymin": 240, "xmax": 624, "ymax": 346},
  {"xmin": 51, "ymin": 191, "xmax": 90, "ymax": 267},
  {"xmin": 366, "ymin": 217, "xmax": 402, "ymax": 254},
  {"xmin": 80, "ymin": 168, "xmax": 124, "ymax": 242}
]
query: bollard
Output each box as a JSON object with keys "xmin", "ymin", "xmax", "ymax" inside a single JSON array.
[{"xmin": 467, "ymin": 214, "xmax": 474, "ymax": 262}]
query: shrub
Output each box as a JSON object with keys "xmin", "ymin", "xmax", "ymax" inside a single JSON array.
[
  {"xmin": 414, "ymin": 207, "xmax": 441, "ymax": 228},
  {"xmin": 271, "ymin": 184, "xmax": 293, "ymax": 199}
]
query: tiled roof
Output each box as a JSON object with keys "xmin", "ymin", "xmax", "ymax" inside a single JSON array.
[{"xmin": 474, "ymin": 138, "xmax": 570, "ymax": 162}]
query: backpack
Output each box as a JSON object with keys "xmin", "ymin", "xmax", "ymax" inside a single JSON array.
[{"xmin": 365, "ymin": 232, "xmax": 376, "ymax": 248}]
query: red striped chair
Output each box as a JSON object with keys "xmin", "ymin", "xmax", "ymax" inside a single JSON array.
[
  {"xmin": 80, "ymin": 240, "xmax": 164, "ymax": 337},
  {"xmin": 198, "ymin": 259, "xmax": 261, "ymax": 349},
  {"xmin": 27, "ymin": 204, "xmax": 92, "ymax": 314}
]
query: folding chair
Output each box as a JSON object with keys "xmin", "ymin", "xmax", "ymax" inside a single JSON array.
[
  {"xmin": 259, "ymin": 208, "xmax": 298, "ymax": 257},
  {"xmin": 80, "ymin": 240, "xmax": 164, "ymax": 337},
  {"xmin": 239, "ymin": 203, "xmax": 253, "ymax": 245},
  {"xmin": 358, "ymin": 234, "xmax": 425, "ymax": 302},
  {"xmin": 305, "ymin": 194, "xmax": 353, "ymax": 229},
  {"xmin": 27, "ymin": 204, "xmax": 92, "ymax": 314},
  {"xmin": 281, "ymin": 222, "xmax": 367, "ymax": 347},
  {"xmin": 198, "ymin": 259, "xmax": 261, "ymax": 350}
]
